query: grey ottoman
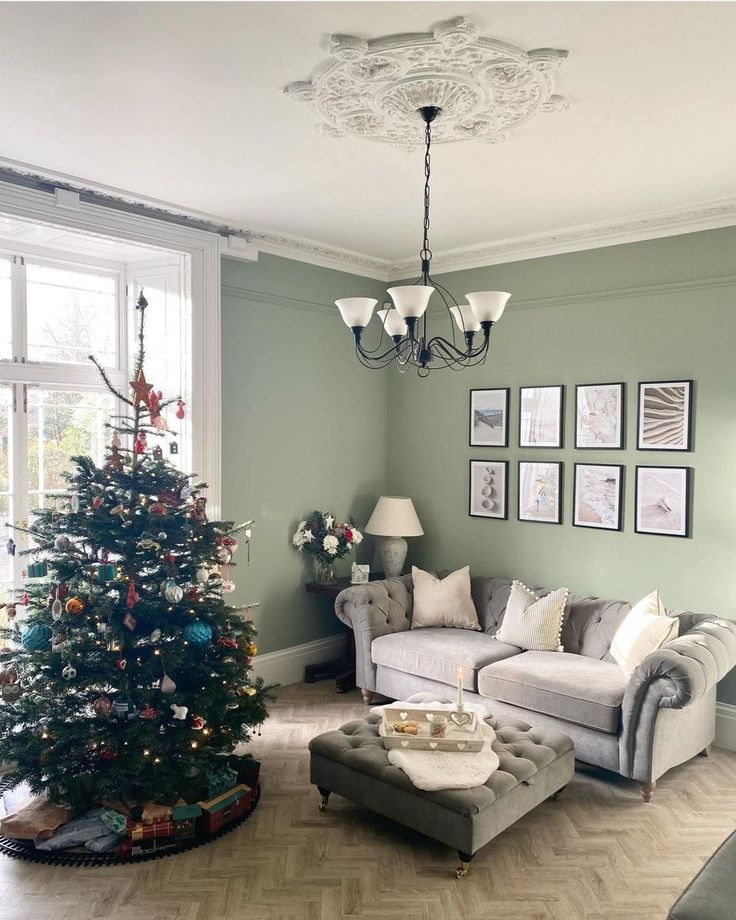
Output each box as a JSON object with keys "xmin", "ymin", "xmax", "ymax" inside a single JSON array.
[{"xmin": 309, "ymin": 712, "xmax": 574, "ymax": 877}]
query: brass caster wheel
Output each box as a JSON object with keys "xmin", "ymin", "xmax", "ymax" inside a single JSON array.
[
  {"xmin": 318, "ymin": 789, "xmax": 330, "ymax": 812},
  {"xmin": 456, "ymin": 863, "xmax": 470, "ymax": 879}
]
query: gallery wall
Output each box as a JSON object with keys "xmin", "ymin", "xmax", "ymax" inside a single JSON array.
[
  {"xmin": 384, "ymin": 227, "xmax": 736, "ymax": 703},
  {"xmin": 221, "ymin": 253, "xmax": 387, "ymax": 655}
]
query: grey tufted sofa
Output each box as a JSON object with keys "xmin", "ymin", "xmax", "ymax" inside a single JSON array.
[{"xmin": 335, "ymin": 575, "xmax": 736, "ymax": 800}]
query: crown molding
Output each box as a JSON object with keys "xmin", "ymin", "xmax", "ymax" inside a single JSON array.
[
  {"xmin": 386, "ymin": 197, "xmax": 736, "ymax": 279},
  {"xmin": 1, "ymin": 156, "xmax": 735, "ymax": 285}
]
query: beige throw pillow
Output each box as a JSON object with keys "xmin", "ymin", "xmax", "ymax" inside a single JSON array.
[
  {"xmin": 410, "ymin": 566, "xmax": 481, "ymax": 631},
  {"xmin": 495, "ymin": 580, "xmax": 568, "ymax": 651},
  {"xmin": 610, "ymin": 590, "xmax": 679, "ymax": 677}
]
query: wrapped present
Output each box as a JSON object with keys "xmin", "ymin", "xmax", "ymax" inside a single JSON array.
[
  {"xmin": 0, "ymin": 794, "xmax": 72, "ymax": 842},
  {"xmin": 35, "ymin": 811, "xmax": 109, "ymax": 850},
  {"xmin": 229, "ymin": 755, "xmax": 261, "ymax": 788},
  {"xmin": 198, "ymin": 784, "xmax": 252, "ymax": 835},
  {"xmin": 206, "ymin": 763, "xmax": 238, "ymax": 799},
  {"xmin": 27, "ymin": 561, "xmax": 48, "ymax": 579}
]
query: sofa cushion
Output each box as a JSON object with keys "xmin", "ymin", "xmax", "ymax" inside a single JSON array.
[
  {"xmin": 411, "ymin": 566, "xmax": 480, "ymax": 631},
  {"xmin": 371, "ymin": 629, "xmax": 522, "ymax": 692},
  {"xmin": 477, "ymin": 651, "xmax": 629, "ymax": 733}
]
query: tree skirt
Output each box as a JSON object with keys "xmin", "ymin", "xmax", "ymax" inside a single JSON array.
[{"xmin": 0, "ymin": 781, "xmax": 260, "ymax": 867}]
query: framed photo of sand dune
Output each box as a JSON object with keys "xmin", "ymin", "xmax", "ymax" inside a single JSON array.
[
  {"xmin": 469, "ymin": 388, "xmax": 510, "ymax": 447},
  {"xmin": 519, "ymin": 385, "xmax": 564, "ymax": 448},
  {"xmin": 637, "ymin": 380, "xmax": 693, "ymax": 451}
]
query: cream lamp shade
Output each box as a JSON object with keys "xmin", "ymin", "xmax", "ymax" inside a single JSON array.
[{"xmin": 365, "ymin": 496, "xmax": 423, "ymax": 578}]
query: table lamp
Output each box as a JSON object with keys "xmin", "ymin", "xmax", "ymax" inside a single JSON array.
[{"xmin": 365, "ymin": 496, "xmax": 423, "ymax": 578}]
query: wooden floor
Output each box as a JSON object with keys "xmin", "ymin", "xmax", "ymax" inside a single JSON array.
[{"xmin": 1, "ymin": 682, "xmax": 735, "ymax": 920}]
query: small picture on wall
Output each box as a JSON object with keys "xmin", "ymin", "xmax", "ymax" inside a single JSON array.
[
  {"xmin": 573, "ymin": 463, "xmax": 624, "ymax": 531},
  {"xmin": 519, "ymin": 385, "xmax": 564, "ymax": 448},
  {"xmin": 637, "ymin": 380, "xmax": 693, "ymax": 451},
  {"xmin": 469, "ymin": 460, "xmax": 508, "ymax": 519},
  {"xmin": 575, "ymin": 383, "xmax": 625, "ymax": 449},
  {"xmin": 518, "ymin": 461, "xmax": 563, "ymax": 524},
  {"xmin": 635, "ymin": 465, "xmax": 691, "ymax": 537},
  {"xmin": 469, "ymin": 388, "xmax": 510, "ymax": 447}
]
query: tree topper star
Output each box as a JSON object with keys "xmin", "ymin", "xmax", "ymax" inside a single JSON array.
[{"xmin": 130, "ymin": 369, "xmax": 153, "ymax": 407}]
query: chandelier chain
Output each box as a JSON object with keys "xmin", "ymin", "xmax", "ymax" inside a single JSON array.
[{"xmin": 421, "ymin": 117, "xmax": 432, "ymax": 269}]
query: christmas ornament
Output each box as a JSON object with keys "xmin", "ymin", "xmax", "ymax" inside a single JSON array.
[
  {"xmin": 54, "ymin": 535, "xmax": 70, "ymax": 552},
  {"xmin": 6, "ymin": 538, "xmax": 16, "ymax": 556},
  {"xmin": 93, "ymin": 695, "xmax": 112, "ymax": 716},
  {"xmin": 157, "ymin": 531, "xmax": 167, "ymax": 541},
  {"xmin": 65, "ymin": 597, "xmax": 85, "ymax": 615},
  {"xmin": 170, "ymin": 703, "xmax": 188, "ymax": 720},
  {"xmin": 51, "ymin": 634, "xmax": 66, "ymax": 654},
  {"xmin": 20, "ymin": 623, "xmax": 52, "ymax": 651},
  {"xmin": 162, "ymin": 579, "xmax": 183, "ymax": 604},
  {"xmin": 112, "ymin": 431, "xmax": 121, "ymax": 449},
  {"xmin": 99, "ymin": 749, "xmax": 117, "ymax": 763},
  {"xmin": 159, "ymin": 491, "xmax": 179, "ymax": 507},
  {"xmin": 27, "ymin": 561, "xmax": 48, "ymax": 578},
  {"xmin": 152, "ymin": 445, "xmax": 163, "ymax": 459},
  {"xmin": 0, "ymin": 667, "xmax": 17, "ymax": 686},
  {"xmin": 150, "ymin": 628, "xmax": 162, "ymax": 643},
  {"xmin": 181, "ymin": 485, "xmax": 193, "ymax": 500},
  {"xmin": 96, "ymin": 621, "xmax": 107, "ymax": 634},
  {"xmin": 216, "ymin": 545, "xmax": 232, "ymax": 564},
  {"xmin": 218, "ymin": 636, "xmax": 238, "ymax": 650},
  {"xmin": 130, "ymin": 369, "xmax": 153, "ymax": 407},
  {"xmin": 127, "ymin": 580, "xmax": 138, "ymax": 609},
  {"xmin": 104, "ymin": 445, "xmax": 123, "ymax": 472},
  {"xmin": 58, "ymin": 583, "xmax": 69, "ymax": 599},
  {"xmin": 137, "ymin": 538, "xmax": 161, "ymax": 552},
  {"xmin": 115, "ymin": 658, "xmax": 127, "ymax": 671},
  {"xmin": 191, "ymin": 715, "xmax": 205, "ymax": 731},
  {"xmin": 2, "ymin": 603, "xmax": 16, "ymax": 621},
  {"xmin": 221, "ymin": 580, "xmax": 236, "ymax": 594},
  {"xmin": 159, "ymin": 673, "xmax": 176, "ymax": 694},
  {"xmin": 112, "ymin": 700, "xmax": 131, "ymax": 720},
  {"xmin": 97, "ymin": 562, "xmax": 115, "ymax": 582},
  {"xmin": 182, "ymin": 619, "xmax": 213, "ymax": 648},
  {"xmin": 148, "ymin": 388, "xmax": 162, "ymax": 422},
  {"xmin": 148, "ymin": 502, "xmax": 167, "ymax": 517},
  {"xmin": 176, "ymin": 399, "xmax": 186, "ymax": 419},
  {"xmin": 21, "ymin": 592, "xmax": 29, "ymax": 605},
  {"xmin": 190, "ymin": 498, "xmax": 207, "ymax": 525},
  {"xmin": 139, "ymin": 705, "xmax": 157, "ymax": 719},
  {"xmin": 70, "ymin": 493, "xmax": 80, "ymax": 514},
  {"xmin": 226, "ymin": 691, "xmax": 239, "ymax": 710},
  {"xmin": 195, "ymin": 568, "xmax": 210, "ymax": 584},
  {"xmin": 110, "ymin": 503, "xmax": 126, "ymax": 520},
  {"xmin": 123, "ymin": 612, "xmax": 137, "ymax": 631},
  {"xmin": 2, "ymin": 681, "xmax": 21, "ymax": 702},
  {"xmin": 243, "ymin": 686, "xmax": 257, "ymax": 697},
  {"xmin": 169, "ymin": 441, "xmax": 179, "ymax": 455},
  {"xmin": 134, "ymin": 431, "xmax": 147, "ymax": 454},
  {"xmin": 62, "ymin": 663, "xmax": 77, "ymax": 680},
  {"xmin": 245, "ymin": 642, "xmax": 258, "ymax": 657},
  {"xmin": 92, "ymin": 496, "xmax": 103, "ymax": 510},
  {"xmin": 51, "ymin": 598, "xmax": 63, "ymax": 621},
  {"xmin": 186, "ymin": 587, "xmax": 198, "ymax": 601}
]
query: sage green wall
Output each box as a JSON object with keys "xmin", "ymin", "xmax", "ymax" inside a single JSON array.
[
  {"xmin": 221, "ymin": 253, "xmax": 386, "ymax": 654},
  {"xmin": 385, "ymin": 227, "xmax": 736, "ymax": 703}
]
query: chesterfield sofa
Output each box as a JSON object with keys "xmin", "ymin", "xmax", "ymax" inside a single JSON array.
[{"xmin": 335, "ymin": 574, "xmax": 736, "ymax": 801}]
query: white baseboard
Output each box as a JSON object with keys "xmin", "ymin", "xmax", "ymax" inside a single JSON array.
[
  {"xmin": 715, "ymin": 702, "xmax": 736, "ymax": 752},
  {"xmin": 250, "ymin": 634, "xmax": 346, "ymax": 688}
]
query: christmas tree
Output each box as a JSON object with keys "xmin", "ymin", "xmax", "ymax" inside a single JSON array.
[{"xmin": 0, "ymin": 292, "xmax": 269, "ymax": 812}]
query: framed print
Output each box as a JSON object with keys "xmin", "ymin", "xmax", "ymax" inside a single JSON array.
[
  {"xmin": 635, "ymin": 466, "xmax": 691, "ymax": 537},
  {"xmin": 517, "ymin": 461, "xmax": 563, "ymax": 524},
  {"xmin": 573, "ymin": 464, "xmax": 624, "ymax": 531},
  {"xmin": 469, "ymin": 460, "xmax": 508, "ymax": 519},
  {"xmin": 575, "ymin": 383, "xmax": 625, "ymax": 449},
  {"xmin": 469, "ymin": 388, "xmax": 510, "ymax": 447},
  {"xmin": 637, "ymin": 380, "xmax": 693, "ymax": 451},
  {"xmin": 519, "ymin": 385, "xmax": 564, "ymax": 448}
]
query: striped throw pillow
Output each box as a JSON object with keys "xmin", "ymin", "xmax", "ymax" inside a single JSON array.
[{"xmin": 495, "ymin": 580, "xmax": 569, "ymax": 651}]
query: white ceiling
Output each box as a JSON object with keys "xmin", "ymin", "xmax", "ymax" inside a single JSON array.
[{"xmin": 1, "ymin": 1, "xmax": 736, "ymax": 273}]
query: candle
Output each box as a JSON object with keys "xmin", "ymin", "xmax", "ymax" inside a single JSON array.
[{"xmin": 456, "ymin": 666, "xmax": 464, "ymax": 711}]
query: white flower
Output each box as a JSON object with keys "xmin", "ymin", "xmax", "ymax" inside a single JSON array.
[
  {"xmin": 303, "ymin": 529, "xmax": 315, "ymax": 543},
  {"xmin": 324, "ymin": 514, "xmax": 335, "ymax": 531},
  {"xmin": 323, "ymin": 535, "xmax": 339, "ymax": 556},
  {"xmin": 351, "ymin": 528, "xmax": 363, "ymax": 545},
  {"xmin": 292, "ymin": 527, "xmax": 307, "ymax": 548}
]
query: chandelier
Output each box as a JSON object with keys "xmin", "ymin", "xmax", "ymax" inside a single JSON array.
[{"xmin": 335, "ymin": 106, "xmax": 511, "ymax": 376}]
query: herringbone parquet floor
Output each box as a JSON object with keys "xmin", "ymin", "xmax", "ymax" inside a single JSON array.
[{"xmin": 0, "ymin": 682, "xmax": 734, "ymax": 920}]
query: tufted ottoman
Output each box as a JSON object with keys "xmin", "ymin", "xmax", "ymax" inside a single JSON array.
[{"xmin": 309, "ymin": 713, "xmax": 574, "ymax": 877}]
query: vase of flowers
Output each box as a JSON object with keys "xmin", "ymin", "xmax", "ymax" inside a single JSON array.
[{"xmin": 292, "ymin": 511, "xmax": 363, "ymax": 585}]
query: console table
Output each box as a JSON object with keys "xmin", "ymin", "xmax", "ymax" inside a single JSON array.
[{"xmin": 304, "ymin": 575, "xmax": 383, "ymax": 693}]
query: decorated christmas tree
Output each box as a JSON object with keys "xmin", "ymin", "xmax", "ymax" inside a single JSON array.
[{"xmin": 0, "ymin": 293, "xmax": 269, "ymax": 814}]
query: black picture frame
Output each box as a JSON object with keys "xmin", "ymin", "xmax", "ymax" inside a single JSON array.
[
  {"xmin": 575, "ymin": 382, "xmax": 625, "ymax": 450},
  {"xmin": 637, "ymin": 379, "xmax": 694, "ymax": 452},
  {"xmin": 573, "ymin": 463, "xmax": 624, "ymax": 531},
  {"xmin": 468, "ymin": 460, "xmax": 509, "ymax": 520},
  {"xmin": 517, "ymin": 460, "xmax": 563, "ymax": 525},
  {"xmin": 518, "ymin": 385, "xmax": 564, "ymax": 448},
  {"xmin": 634, "ymin": 465, "xmax": 691, "ymax": 538},
  {"xmin": 469, "ymin": 388, "xmax": 510, "ymax": 448}
]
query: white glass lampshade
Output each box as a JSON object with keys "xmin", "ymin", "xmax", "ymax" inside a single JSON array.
[
  {"xmin": 377, "ymin": 307, "xmax": 408, "ymax": 338},
  {"xmin": 365, "ymin": 496, "xmax": 424, "ymax": 537},
  {"xmin": 386, "ymin": 285, "xmax": 434, "ymax": 319},
  {"xmin": 450, "ymin": 303, "xmax": 481, "ymax": 334},
  {"xmin": 335, "ymin": 297, "xmax": 377, "ymax": 329},
  {"xmin": 464, "ymin": 291, "xmax": 511, "ymax": 323}
]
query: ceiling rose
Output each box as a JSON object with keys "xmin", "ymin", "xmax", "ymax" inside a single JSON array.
[{"xmin": 285, "ymin": 17, "xmax": 569, "ymax": 148}]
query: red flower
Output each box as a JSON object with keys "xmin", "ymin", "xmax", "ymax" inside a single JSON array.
[{"xmin": 344, "ymin": 528, "xmax": 353, "ymax": 542}]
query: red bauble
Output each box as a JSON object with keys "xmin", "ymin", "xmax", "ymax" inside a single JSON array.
[
  {"xmin": 115, "ymin": 658, "xmax": 127, "ymax": 671},
  {"xmin": 218, "ymin": 636, "xmax": 238, "ymax": 650},
  {"xmin": 134, "ymin": 433, "xmax": 147, "ymax": 454},
  {"xmin": 99, "ymin": 749, "xmax": 117, "ymax": 763},
  {"xmin": 186, "ymin": 588, "xmax": 198, "ymax": 601},
  {"xmin": 139, "ymin": 705, "xmax": 157, "ymax": 720},
  {"xmin": 176, "ymin": 399, "xmax": 186, "ymax": 420},
  {"xmin": 127, "ymin": 580, "xmax": 138, "ymax": 609},
  {"xmin": 58, "ymin": 583, "xmax": 69, "ymax": 600},
  {"xmin": 92, "ymin": 496, "xmax": 103, "ymax": 510}
]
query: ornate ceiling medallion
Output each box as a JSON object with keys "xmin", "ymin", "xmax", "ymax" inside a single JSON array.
[{"xmin": 285, "ymin": 17, "xmax": 569, "ymax": 148}]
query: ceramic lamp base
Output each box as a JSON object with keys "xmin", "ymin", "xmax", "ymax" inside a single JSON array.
[{"xmin": 380, "ymin": 536, "xmax": 408, "ymax": 578}]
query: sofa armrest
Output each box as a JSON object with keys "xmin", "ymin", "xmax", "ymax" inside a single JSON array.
[
  {"xmin": 620, "ymin": 615, "xmax": 736, "ymax": 778},
  {"xmin": 335, "ymin": 576, "xmax": 413, "ymax": 692}
]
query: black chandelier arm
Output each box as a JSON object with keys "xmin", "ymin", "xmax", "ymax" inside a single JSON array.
[
  {"xmin": 426, "ymin": 325, "xmax": 492, "ymax": 362},
  {"xmin": 354, "ymin": 335, "xmax": 414, "ymax": 368}
]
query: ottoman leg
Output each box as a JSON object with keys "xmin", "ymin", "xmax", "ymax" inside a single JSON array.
[
  {"xmin": 549, "ymin": 784, "xmax": 567, "ymax": 802},
  {"xmin": 456, "ymin": 851, "xmax": 473, "ymax": 879},
  {"xmin": 317, "ymin": 787, "xmax": 331, "ymax": 812},
  {"xmin": 361, "ymin": 689, "xmax": 373, "ymax": 705}
]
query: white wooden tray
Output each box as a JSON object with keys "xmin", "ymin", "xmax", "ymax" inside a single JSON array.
[{"xmin": 379, "ymin": 705, "xmax": 485, "ymax": 753}]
